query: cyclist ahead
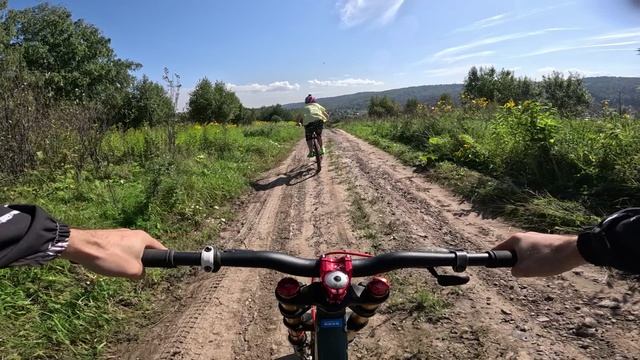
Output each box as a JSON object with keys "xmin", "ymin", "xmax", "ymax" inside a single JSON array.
[{"xmin": 300, "ymin": 94, "xmax": 328, "ymax": 158}]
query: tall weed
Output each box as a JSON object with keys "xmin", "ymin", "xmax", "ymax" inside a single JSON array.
[{"xmin": 340, "ymin": 103, "xmax": 639, "ymax": 226}]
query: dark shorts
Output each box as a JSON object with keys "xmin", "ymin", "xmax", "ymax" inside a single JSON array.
[{"xmin": 304, "ymin": 121, "xmax": 324, "ymax": 141}]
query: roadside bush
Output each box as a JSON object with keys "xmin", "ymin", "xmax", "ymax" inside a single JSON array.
[
  {"xmin": 340, "ymin": 101, "xmax": 640, "ymax": 225},
  {"xmin": 0, "ymin": 121, "xmax": 301, "ymax": 359}
]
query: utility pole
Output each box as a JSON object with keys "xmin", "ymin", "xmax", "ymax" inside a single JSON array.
[{"xmin": 618, "ymin": 90, "xmax": 622, "ymax": 116}]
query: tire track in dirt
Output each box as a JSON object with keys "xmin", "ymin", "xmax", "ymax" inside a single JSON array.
[
  {"xmin": 125, "ymin": 141, "xmax": 311, "ymax": 360},
  {"xmin": 230, "ymin": 147, "xmax": 310, "ymax": 359},
  {"xmin": 230, "ymin": 134, "xmax": 388, "ymax": 359}
]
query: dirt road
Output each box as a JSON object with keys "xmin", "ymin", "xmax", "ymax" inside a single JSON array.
[{"xmin": 122, "ymin": 129, "xmax": 640, "ymax": 360}]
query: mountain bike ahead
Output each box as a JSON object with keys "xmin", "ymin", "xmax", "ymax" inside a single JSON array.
[{"xmin": 142, "ymin": 247, "xmax": 515, "ymax": 360}]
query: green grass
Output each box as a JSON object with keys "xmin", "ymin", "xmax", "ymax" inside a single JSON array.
[
  {"xmin": 412, "ymin": 289, "xmax": 450, "ymax": 317},
  {"xmin": 384, "ymin": 274, "xmax": 451, "ymax": 322},
  {"xmin": 339, "ymin": 104, "xmax": 638, "ymax": 232},
  {"xmin": 0, "ymin": 121, "xmax": 301, "ymax": 359}
]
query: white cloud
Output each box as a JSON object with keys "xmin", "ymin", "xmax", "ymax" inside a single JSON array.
[
  {"xmin": 453, "ymin": 3, "xmax": 574, "ymax": 33},
  {"xmin": 308, "ymin": 78, "xmax": 384, "ymax": 87},
  {"xmin": 588, "ymin": 28, "xmax": 640, "ymax": 41},
  {"xmin": 440, "ymin": 50, "xmax": 495, "ymax": 64},
  {"xmin": 585, "ymin": 47, "xmax": 639, "ymax": 53},
  {"xmin": 177, "ymin": 88, "xmax": 192, "ymax": 112},
  {"xmin": 424, "ymin": 66, "xmax": 471, "ymax": 78},
  {"xmin": 424, "ymin": 64, "xmax": 492, "ymax": 78},
  {"xmin": 228, "ymin": 81, "xmax": 300, "ymax": 93},
  {"xmin": 524, "ymin": 40, "xmax": 640, "ymax": 56},
  {"xmin": 337, "ymin": 0, "xmax": 405, "ymax": 27},
  {"xmin": 454, "ymin": 13, "xmax": 509, "ymax": 32},
  {"xmin": 431, "ymin": 28, "xmax": 577, "ymax": 61},
  {"xmin": 521, "ymin": 27, "xmax": 640, "ymax": 57}
]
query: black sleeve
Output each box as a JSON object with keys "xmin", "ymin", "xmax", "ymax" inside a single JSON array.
[
  {"xmin": 0, "ymin": 204, "xmax": 70, "ymax": 267},
  {"xmin": 577, "ymin": 208, "xmax": 640, "ymax": 274}
]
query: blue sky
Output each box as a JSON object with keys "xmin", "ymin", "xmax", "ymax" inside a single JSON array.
[{"xmin": 7, "ymin": 0, "xmax": 640, "ymax": 108}]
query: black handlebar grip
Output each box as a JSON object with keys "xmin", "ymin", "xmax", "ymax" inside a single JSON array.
[
  {"xmin": 142, "ymin": 249, "xmax": 176, "ymax": 268},
  {"xmin": 485, "ymin": 250, "xmax": 517, "ymax": 268}
]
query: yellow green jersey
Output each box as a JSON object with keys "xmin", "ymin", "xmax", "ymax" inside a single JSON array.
[{"xmin": 301, "ymin": 103, "xmax": 329, "ymax": 126}]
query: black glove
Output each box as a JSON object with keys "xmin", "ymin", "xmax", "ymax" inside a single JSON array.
[
  {"xmin": 577, "ymin": 208, "xmax": 640, "ymax": 274},
  {"xmin": 0, "ymin": 205, "xmax": 70, "ymax": 267}
]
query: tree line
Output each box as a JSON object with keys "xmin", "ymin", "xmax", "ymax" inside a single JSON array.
[
  {"xmin": 0, "ymin": 2, "xmax": 293, "ymax": 128},
  {"xmin": 367, "ymin": 66, "xmax": 594, "ymax": 118},
  {"xmin": 0, "ymin": 2, "xmax": 294, "ymax": 176}
]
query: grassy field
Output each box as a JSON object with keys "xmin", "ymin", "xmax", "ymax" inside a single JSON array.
[
  {"xmin": 0, "ymin": 121, "xmax": 301, "ymax": 359},
  {"xmin": 339, "ymin": 102, "xmax": 640, "ymax": 232}
]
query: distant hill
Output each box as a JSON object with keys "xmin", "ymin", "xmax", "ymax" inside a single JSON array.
[
  {"xmin": 285, "ymin": 77, "xmax": 640, "ymax": 113},
  {"xmin": 284, "ymin": 83, "xmax": 463, "ymax": 112},
  {"xmin": 583, "ymin": 77, "xmax": 640, "ymax": 111}
]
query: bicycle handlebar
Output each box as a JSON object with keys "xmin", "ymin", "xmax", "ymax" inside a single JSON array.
[{"xmin": 142, "ymin": 247, "xmax": 516, "ymax": 277}]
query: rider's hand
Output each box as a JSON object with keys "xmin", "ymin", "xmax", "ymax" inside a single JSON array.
[
  {"xmin": 493, "ymin": 232, "xmax": 587, "ymax": 277},
  {"xmin": 61, "ymin": 229, "xmax": 166, "ymax": 279}
]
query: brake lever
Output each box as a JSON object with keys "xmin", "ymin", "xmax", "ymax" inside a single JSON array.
[
  {"xmin": 436, "ymin": 274, "xmax": 469, "ymax": 286},
  {"xmin": 427, "ymin": 267, "xmax": 470, "ymax": 286}
]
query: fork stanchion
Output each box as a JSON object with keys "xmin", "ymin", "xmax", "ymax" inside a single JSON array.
[
  {"xmin": 347, "ymin": 277, "xmax": 390, "ymax": 342},
  {"xmin": 275, "ymin": 278, "xmax": 310, "ymax": 349}
]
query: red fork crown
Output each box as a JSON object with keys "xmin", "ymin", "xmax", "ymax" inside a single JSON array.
[{"xmin": 319, "ymin": 254, "xmax": 353, "ymax": 303}]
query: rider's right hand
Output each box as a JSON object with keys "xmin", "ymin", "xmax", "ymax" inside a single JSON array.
[
  {"xmin": 493, "ymin": 232, "xmax": 587, "ymax": 277},
  {"xmin": 61, "ymin": 229, "xmax": 166, "ymax": 279}
]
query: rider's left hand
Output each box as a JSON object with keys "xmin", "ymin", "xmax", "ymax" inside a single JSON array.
[{"xmin": 61, "ymin": 229, "xmax": 166, "ymax": 279}]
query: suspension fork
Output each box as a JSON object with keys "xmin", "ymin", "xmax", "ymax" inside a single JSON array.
[
  {"xmin": 312, "ymin": 278, "xmax": 389, "ymax": 360},
  {"xmin": 313, "ymin": 307, "xmax": 348, "ymax": 360},
  {"xmin": 277, "ymin": 281, "xmax": 350, "ymax": 359},
  {"xmin": 276, "ymin": 280, "xmax": 390, "ymax": 359}
]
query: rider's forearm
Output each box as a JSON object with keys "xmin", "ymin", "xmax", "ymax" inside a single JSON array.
[
  {"xmin": 556, "ymin": 235, "xmax": 587, "ymax": 269},
  {"xmin": 60, "ymin": 229, "xmax": 105, "ymax": 264}
]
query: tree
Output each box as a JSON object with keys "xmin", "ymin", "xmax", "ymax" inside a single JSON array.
[
  {"xmin": 494, "ymin": 69, "xmax": 517, "ymax": 104},
  {"xmin": 464, "ymin": 66, "xmax": 498, "ymax": 101},
  {"xmin": 463, "ymin": 66, "xmax": 481, "ymax": 101},
  {"xmin": 0, "ymin": 0, "xmax": 7, "ymax": 47},
  {"xmin": 540, "ymin": 71, "xmax": 591, "ymax": 117},
  {"xmin": 3, "ymin": 4, "xmax": 139, "ymax": 111},
  {"xmin": 462, "ymin": 66, "xmax": 539, "ymax": 104},
  {"xmin": 368, "ymin": 96, "xmax": 399, "ymax": 118},
  {"xmin": 188, "ymin": 78, "xmax": 216, "ymax": 122},
  {"xmin": 233, "ymin": 106, "xmax": 256, "ymax": 125},
  {"xmin": 120, "ymin": 75, "xmax": 174, "ymax": 128},
  {"xmin": 438, "ymin": 93, "xmax": 454, "ymax": 107},
  {"xmin": 211, "ymin": 81, "xmax": 241, "ymax": 123},
  {"xmin": 404, "ymin": 97, "xmax": 420, "ymax": 114},
  {"xmin": 513, "ymin": 76, "xmax": 539, "ymax": 103},
  {"xmin": 256, "ymin": 104, "xmax": 293, "ymax": 122},
  {"xmin": 187, "ymin": 79, "xmax": 242, "ymax": 123},
  {"xmin": 187, "ymin": 78, "xmax": 223, "ymax": 123}
]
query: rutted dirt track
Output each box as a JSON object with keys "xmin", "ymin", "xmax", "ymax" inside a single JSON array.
[{"xmin": 122, "ymin": 129, "xmax": 640, "ymax": 360}]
